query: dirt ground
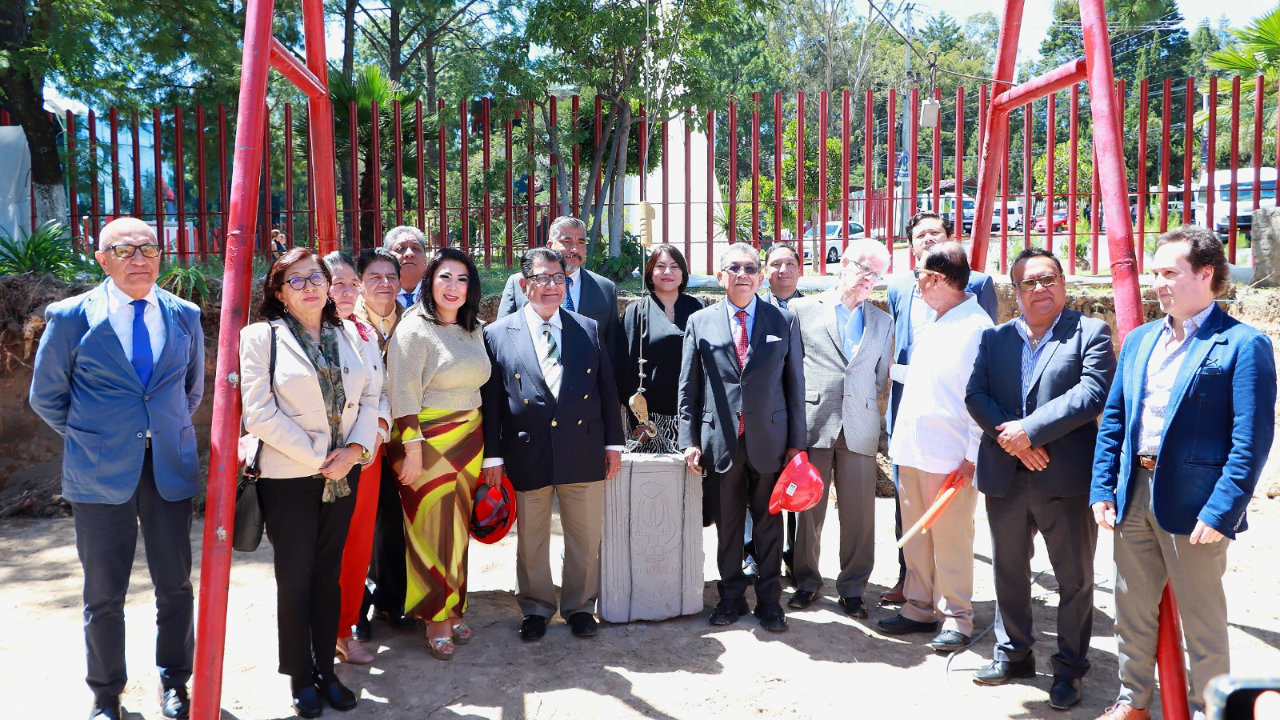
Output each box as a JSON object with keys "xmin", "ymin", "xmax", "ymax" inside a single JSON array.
[{"xmin": 4, "ymin": 293, "xmax": 1280, "ymax": 720}]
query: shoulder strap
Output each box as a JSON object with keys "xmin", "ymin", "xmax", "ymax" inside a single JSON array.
[{"xmin": 246, "ymin": 325, "xmax": 278, "ymax": 475}]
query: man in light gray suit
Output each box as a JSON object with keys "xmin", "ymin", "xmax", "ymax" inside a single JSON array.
[
  {"xmin": 787, "ymin": 239, "xmax": 894, "ymax": 620},
  {"xmin": 966, "ymin": 248, "xmax": 1115, "ymax": 710}
]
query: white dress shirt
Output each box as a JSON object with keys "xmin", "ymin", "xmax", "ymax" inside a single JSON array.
[
  {"xmin": 564, "ymin": 268, "xmax": 583, "ymax": 311},
  {"xmin": 888, "ymin": 295, "xmax": 993, "ymax": 473},
  {"xmin": 105, "ymin": 280, "xmax": 166, "ymax": 362}
]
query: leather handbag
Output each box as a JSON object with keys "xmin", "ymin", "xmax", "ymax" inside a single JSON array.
[{"xmin": 233, "ymin": 325, "xmax": 276, "ymax": 553}]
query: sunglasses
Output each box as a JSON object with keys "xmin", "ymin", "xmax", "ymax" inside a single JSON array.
[
  {"xmin": 104, "ymin": 243, "xmax": 162, "ymax": 259},
  {"xmin": 1013, "ymin": 273, "xmax": 1062, "ymax": 292},
  {"xmin": 284, "ymin": 272, "xmax": 328, "ymax": 291},
  {"xmin": 723, "ymin": 263, "xmax": 760, "ymax": 276}
]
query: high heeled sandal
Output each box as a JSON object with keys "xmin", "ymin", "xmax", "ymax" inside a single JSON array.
[
  {"xmin": 428, "ymin": 636, "xmax": 455, "ymax": 661},
  {"xmin": 451, "ymin": 621, "xmax": 473, "ymax": 645}
]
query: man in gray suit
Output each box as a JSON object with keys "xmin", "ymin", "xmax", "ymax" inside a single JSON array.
[
  {"xmin": 966, "ymin": 248, "xmax": 1115, "ymax": 710},
  {"xmin": 679, "ymin": 242, "xmax": 806, "ymax": 632},
  {"xmin": 497, "ymin": 216, "xmax": 620, "ymax": 362},
  {"xmin": 787, "ymin": 239, "xmax": 894, "ymax": 619},
  {"xmin": 762, "ymin": 243, "xmax": 803, "ymax": 308}
]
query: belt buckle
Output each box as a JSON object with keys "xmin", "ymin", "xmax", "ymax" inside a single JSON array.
[{"xmin": 1138, "ymin": 455, "xmax": 1156, "ymax": 470}]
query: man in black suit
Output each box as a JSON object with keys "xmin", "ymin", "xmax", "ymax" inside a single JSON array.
[
  {"xmin": 497, "ymin": 216, "xmax": 621, "ymax": 362},
  {"xmin": 678, "ymin": 242, "xmax": 806, "ymax": 632},
  {"xmin": 965, "ymin": 248, "xmax": 1116, "ymax": 710},
  {"xmin": 481, "ymin": 247, "xmax": 625, "ymax": 642}
]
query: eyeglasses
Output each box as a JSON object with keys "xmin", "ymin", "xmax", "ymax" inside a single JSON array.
[
  {"xmin": 912, "ymin": 267, "xmax": 940, "ymax": 280},
  {"xmin": 723, "ymin": 263, "xmax": 760, "ymax": 276},
  {"xmin": 284, "ymin": 272, "xmax": 328, "ymax": 290},
  {"xmin": 1013, "ymin": 273, "xmax": 1062, "ymax": 292},
  {"xmin": 362, "ymin": 273, "xmax": 399, "ymax": 285},
  {"xmin": 529, "ymin": 272, "xmax": 567, "ymax": 287},
  {"xmin": 104, "ymin": 243, "xmax": 162, "ymax": 259},
  {"xmin": 847, "ymin": 259, "xmax": 882, "ymax": 281}
]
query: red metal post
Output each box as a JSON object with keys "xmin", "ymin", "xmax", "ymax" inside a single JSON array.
[
  {"xmin": 88, "ymin": 110, "xmax": 100, "ymax": 237},
  {"xmin": 572, "ymin": 95, "xmax": 581, "ymax": 217},
  {"xmin": 1227, "ymin": 76, "xmax": 1240, "ymax": 262},
  {"xmin": 283, "ymin": 104, "xmax": 294, "ymax": 253},
  {"xmin": 504, "ymin": 115, "xmax": 514, "ymax": 265},
  {"xmin": 1206, "ymin": 76, "xmax": 1218, "ymax": 240},
  {"xmin": 968, "ymin": 0, "xmax": 1021, "ymax": 272},
  {"xmin": 416, "ymin": 100, "xmax": 426, "ymax": 231},
  {"xmin": 706, "ymin": 107, "xmax": 715, "ymax": 271},
  {"xmin": 443, "ymin": 99, "xmax": 453, "ymax": 246},
  {"xmin": 953, "ymin": 86, "xmax": 965, "ymax": 248},
  {"xmin": 883, "ymin": 89, "xmax": 894, "ymax": 264},
  {"xmin": 750, "ymin": 93, "xmax": 760, "ymax": 248},
  {"xmin": 550, "ymin": 97, "xmax": 559, "ymax": 214},
  {"xmin": 67, "ymin": 112, "xmax": 80, "ymax": 247},
  {"xmin": 796, "ymin": 92, "xmax": 806, "ymax": 246},
  {"xmin": 1046, "ymin": 94, "xmax": 1056, "ymax": 253},
  {"xmin": 1090, "ymin": 150, "xmax": 1100, "ymax": 274},
  {"xmin": 818, "ymin": 91, "xmax": 829, "ymax": 273},
  {"xmin": 1022, "ymin": 105, "xmax": 1032, "ymax": 251},
  {"xmin": 1069, "ymin": 84, "xmax": 1079, "ymax": 275},
  {"xmin": 218, "ymin": 105, "xmax": 229, "ymax": 247},
  {"xmin": 175, "ymin": 106, "xmax": 188, "ymax": 260},
  {"xmin": 109, "ymin": 108, "xmax": 121, "ymax": 216},
  {"xmin": 371, "ymin": 100, "xmax": 383, "ymax": 244},
  {"xmin": 1137, "ymin": 80, "xmax": 1149, "ymax": 271},
  {"xmin": 132, "ymin": 111, "xmax": 143, "ymax": 217},
  {"xmin": 348, "ymin": 101, "xmax": 360, "ymax": 248},
  {"xmin": 460, "ymin": 99, "xmax": 470, "ymax": 251},
  {"xmin": 907, "ymin": 87, "xmax": 918, "ymax": 232},
  {"xmin": 525, "ymin": 100, "xmax": 533, "ymax": 248},
  {"xmin": 262, "ymin": 106, "xmax": 273, "ymax": 256},
  {"xmin": 638, "ymin": 101, "xmax": 648, "ymax": 204},
  {"xmin": 482, "ymin": 98, "xmax": 492, "ymax": 267},
  {"xmin": 864, "ymin": 90, "xmax": 873, "ymax": 249},
  {"xmin": 842, "ymin": 90, "xmax": 851, "ymax": 263},
  {"xmin": 1253, "ymin": 76, "xmax": 1264, "ymax": 222},
  {"xmin": 1160, "ymin": 79, "xmax": 1171, "ymax": 233},
  {"xmin": 1000, "ymin": 133, "xmax": 1010, "ymax": 273},
  {"xmin": 394, "ymin": 101, "xmax": 405, "ymax": 227},
  {"xmin": 197, "ymin": 106, "xmax": 210, "ymax": 260},
  {"xmin": 727, "ymin": 100, "xmax": 737, "ymax": 243},
  {"xmin": 191, "ymin": 0, "xmax": 276, "ymax": 714},
  {"xmin": 773, "ymin": 93, "xmax": 782, "ymax": 247},
  {"xmin": 930, "ymin": 87, "xmax": 941, "ymax": 244}
]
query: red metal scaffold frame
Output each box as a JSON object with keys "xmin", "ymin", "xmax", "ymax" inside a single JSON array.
[
  {"xmin": 969, "ymin": 3, "xmax": 1187, "ymax": 719},
  {"xmin": 191, "ymin": 0, "xmax": 339, "ymax": 717}
]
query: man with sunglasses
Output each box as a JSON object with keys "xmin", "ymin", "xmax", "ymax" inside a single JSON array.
[
  {"xmin": 786, "ymin": 239, "xmax": 894, "ymax": 621},
  {"xmin": 882, "ymin": 211, "xmax": 997, "ymax": 605},
  {"xmin": 965, "ymin": 248, "xmax": 1115, "ymax": 710},
  {"xmin": 678, "ymin": 242, "xmax": 805, "ymax": 632},
  {"xmin": 880, "ymin": 242, "xmax": 992, "ymax": 653},
  {"xmin": 31, "ymin": 217, "xmax": 204, "ymax": 720}
]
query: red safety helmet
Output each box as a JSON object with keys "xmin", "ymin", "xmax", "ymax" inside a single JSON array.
[
  {"xmin": 471, "ymin": 474, "xmax": 517, "ymax": 544},
  {"xmin": 768, "ymin": 452, "xmax": 824, "ymax": 514}
]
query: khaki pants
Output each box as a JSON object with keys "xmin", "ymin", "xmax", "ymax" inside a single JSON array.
[
  {"xmin": 897, "ymin": 465, "xmax": 978, "ymax": 635},
  {"xmin": 515, "ymin": 481, "xmax": 605, "ymax": 618}
]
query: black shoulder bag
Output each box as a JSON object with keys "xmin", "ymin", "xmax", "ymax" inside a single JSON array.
[{"xmin": 233, "ymin": 325, "xmax": 277, "ymax": 553}]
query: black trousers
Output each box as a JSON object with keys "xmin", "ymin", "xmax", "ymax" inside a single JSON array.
[
  {"xmin": 985, "ymin": 469, "xmax": 1097, "ymax": 679},
  {"xmin": 713, "ymin": 435, "xmax": 784, "ymax": 606},
  {"xmin": 258, "ymin": 470, "xmax": 357, "ymax": 681},
  {"xmin": 71, "ymin": 449, "xmax": 194, "ymax": 697},
  {"xmin": 365, "ymin": 459, "xmax": 407, "ymax": 617}
]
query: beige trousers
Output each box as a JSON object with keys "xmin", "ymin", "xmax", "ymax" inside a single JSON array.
[
  {"xmin": 514, "ymin": 481, "xmax": 604, "ymax": 618},
  {"xmin": 897, "ymin": 465, "xmax": 978, "ymax": 635}
]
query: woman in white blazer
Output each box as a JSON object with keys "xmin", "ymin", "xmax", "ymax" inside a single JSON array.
[{"xmin": 239, "ymin": 248, "xmax": 380, "ymax": 719}]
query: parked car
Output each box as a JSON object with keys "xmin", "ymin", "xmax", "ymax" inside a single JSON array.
[
  {"xmin": 1192, "ymin": 167, "xmax": 1278, "ymax": 240},
  {"xmin": 990, "ymin": 203, "xmax": 1024, "ymax": 231},
  {"xmin": 1034, "ymin": 210, "xmax": 1069, "ymax": 233},
  {"xmin": 800, "ymin": 220, "xmax": 866, "ymax": 265}
]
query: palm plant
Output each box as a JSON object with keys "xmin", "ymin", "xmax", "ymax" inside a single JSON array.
[
  {"xmin": 294, "ymin": 66, "xmax": 423, "ymax": 248},
  {"xmin": 1195, "ymin": 8, "xmax": 1280, "ymax": 169}
]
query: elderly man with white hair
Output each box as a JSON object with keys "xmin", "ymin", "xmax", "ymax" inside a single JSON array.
[
  {"xmin": 30, "ymin": 217, "xmax": 204, "ymax": 720},
  {"xmin": 785, "ymin": 239, "xmax": 894, "ymax": 620},
  {"xmin": 384, "ymin": 225, "xmax": 428, "ymax": 307}
]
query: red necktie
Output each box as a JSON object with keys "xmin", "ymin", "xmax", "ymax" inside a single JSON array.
[{"xmin": 735, "ymin": 310, "xmax": 748, "ymax": 435}]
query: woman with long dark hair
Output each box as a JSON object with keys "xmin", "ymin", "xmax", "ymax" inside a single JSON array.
[
  {"xmin": 239, "ymin": 248, "xmax": 381, "ymax": 717},
  {"xmin": 384, "ymin": 246, "xmax": 490, "ymax": 660}
]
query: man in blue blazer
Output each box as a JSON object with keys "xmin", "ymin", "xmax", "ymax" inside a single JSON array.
[
  {"xmin": 882, "ymin": 211, "xmax": 997, "ymax": 603},
  {"xmin": 966, "ymin": 248, "xmax": 1115, "ymax": 710},
  {"xmin": 497, "ymin": 216, "xmax": 621, "ymax": 363},
  {"xmin": 481, "ymin": 247, "xmax": 624, "ymax": 642},
  {"xmin": 30, "ymin": 217, "xmax": 204, "ymax": 720},
  {"xmin": 1090, "ymin": 226, "xmax": 1276, "ymax": 720},
  {"xmin": 679, "ymin": 242, "xmax": 806, "ymax": 633}
]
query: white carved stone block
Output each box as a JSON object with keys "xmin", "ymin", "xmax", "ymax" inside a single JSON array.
[{"xmin": 599, "ymin": 453, "xmax": 704, "ymax": 623}]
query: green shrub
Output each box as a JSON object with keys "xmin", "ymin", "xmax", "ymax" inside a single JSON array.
[
  {"xmin": 589, "ymin": 229, "xmax": 644, "ymax": 282},
  {"xmin": 0, "ymin": 221, "xmax": 78, "ymax": 277}
]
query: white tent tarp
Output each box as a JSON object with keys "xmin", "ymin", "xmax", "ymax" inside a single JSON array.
[{"xmin": 0, "ymin": 127, "xmax": 33, "ymax": 239}]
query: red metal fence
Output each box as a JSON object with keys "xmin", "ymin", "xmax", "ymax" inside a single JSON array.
[{"xmin": 4, "ymin": 74, "xmax": 1275, "ymax": 274}]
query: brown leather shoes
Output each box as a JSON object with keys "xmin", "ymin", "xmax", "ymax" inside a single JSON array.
[
  {"xmin": 880, "ymin": 581, "xmax": 906, "ymax": 605},
  {"xmin": 1095, "ymin": 703, "xmax": 1150, "ymax": 720}
]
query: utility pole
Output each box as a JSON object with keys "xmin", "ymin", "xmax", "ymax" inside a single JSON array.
[{"xmin": 899, "ymin": 3, "xmax": 915, "ymax": 236}]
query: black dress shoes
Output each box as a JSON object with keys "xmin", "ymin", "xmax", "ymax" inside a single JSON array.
[
  {"xmin": 352, "ymin": 615, "xmax": 372, "ymax": 642},
  {"xmin": 89, "ymin": 694, "xmax": 122, "ymax": 720},
  {"xmin": 568, "ymin": 612, "xmax": 599, "ymax": 638},
  {"xmin": 754, "ymin": 603, "xmax": 789, "ymax": 633},
  {"xmin": 709, "ymin": 596, "xmax": 750, "ymax": 626},
  {"xmin": 1049, "ymin": 676, "xmax": 1083, "ymax": 709},
  {"xmin": 876, "ymin": 614, "xmax": 939, "ymax": 635},
  {"xmin": 927, "ymin": 629, "xmax": 972, "ymax": 652},
  {"xmin": 973, "ymin": 657, "xmax": 1037, "ymax": 685},
  {"xmin": 838, "ymin": 596, "xmax": 868, "ymax": 619},
  {"xmin": 161, "ymin": 685, "xmax": 190, "ymax": 718},
  {"xmin": 520, "ymin": 614, "xmax": 547, "ymax": 641},
  {"xmin": 316, "ymin": 675, "xmax": 358, "ymax": 711},
  {"xmin": 787, "ymin": 589, "xmax": 819, "ymax": 609},
  {"xmin": 291, "ymin": 685, "xmax": 323, "ymax": 719}
]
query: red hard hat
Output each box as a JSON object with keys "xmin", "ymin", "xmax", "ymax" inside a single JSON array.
[
  {"xmin": 470, "ymin": 474, "xmax": 517, "ymax": 544},
  {"xmin": 769, "ymin": 452, "xmax": 824, "ymax": 514}
]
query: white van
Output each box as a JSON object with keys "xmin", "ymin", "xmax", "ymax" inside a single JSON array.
[{"xmin": 1192, "ymin": 167, "xmax": 1278, "ymax": 239}]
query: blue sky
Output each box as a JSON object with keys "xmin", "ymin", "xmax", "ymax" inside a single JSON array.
[{"xmin": 903, "ymin": 0, "xmax": 1269, "ymax": 62}]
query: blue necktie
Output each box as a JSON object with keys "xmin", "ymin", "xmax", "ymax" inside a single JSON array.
[
  {"xmin": 131, "ymin": 299, "xmax": 153, "ymax": 387},
  {"xmin": 562, "ymin": 275, "xmax": 575, "ymax": 311},
  {"xmin": 400, "ymin": 290, "xmax": 414, "ymax": 307}
]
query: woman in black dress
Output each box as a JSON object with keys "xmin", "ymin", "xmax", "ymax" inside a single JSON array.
[{"xmin": 618, "ymin": 244, "xmax": 702, "ymax": 452}]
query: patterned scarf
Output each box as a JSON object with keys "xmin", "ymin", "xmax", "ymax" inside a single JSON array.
[{"xmin": 282, "ymin": 315, "xmax": 352, "ymax": 502}]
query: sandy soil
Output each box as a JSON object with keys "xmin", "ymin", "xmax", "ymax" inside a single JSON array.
[{"xmin": 4, "ymin": 297, "xmax": 1280, "ymax": 720}]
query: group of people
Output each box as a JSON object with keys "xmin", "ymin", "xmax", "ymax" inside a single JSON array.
[{"xmin": 28, "ymin": 210, "xmax": 1275, "ymax": 720}]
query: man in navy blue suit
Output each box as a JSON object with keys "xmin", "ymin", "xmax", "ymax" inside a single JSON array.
[
  {"xmin": 1090, "ymin": 226, "xmax": 1276, "ymax": 720},
  {"xmin": 481, "ymin": 247, "xmax": 624, "ymax": 642},
  {"xmin": 30, "ymin": 217, "xmax": 204, "ymax": 720}
]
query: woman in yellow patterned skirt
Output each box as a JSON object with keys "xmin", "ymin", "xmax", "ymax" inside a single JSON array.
[{"xmin": 385, "ymin": 247, "xmax": 490, "ymax": 660}]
